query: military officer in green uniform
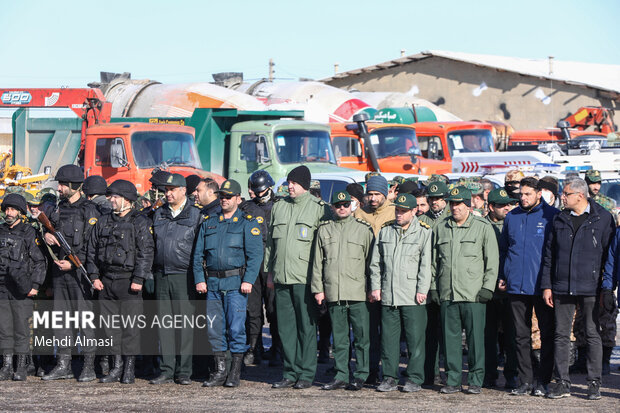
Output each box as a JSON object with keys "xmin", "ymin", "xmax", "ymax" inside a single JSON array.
[
  {"xmin": 419, "ymin": 181, "xmax": 450, "ymax": 227},
  {"xmin": 370, "ymin": 193, "xmax": 432, "ymax": 393},
  {"xmin": 265, "ymin": 166, "xmax": 330, "ymax": 390},
  {"xmin": 430, "ymin": 186, "xmax": 499, "ymax": 395},
  {"xmin": 311, "ymin": 191, "xmax": 375, "ymax": 391},
  {"xmin": 419, "ymin": 180, "xmax": 450, "ymax": 385},
  {"xmin": 460, "ymin": 179, "xmax": 487, "ymax": 217},
  {"xmin": 585, "ymin": 170, "xmax": 617, "ymax": 214},
  {"xmin": 483, "ymin": 188, "xmax": 518, "ymax": 389}
]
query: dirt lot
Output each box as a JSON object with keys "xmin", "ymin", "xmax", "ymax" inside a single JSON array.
[{"xmin": 1, "ymin": 350, "xmax": 619, "ymax": 413}]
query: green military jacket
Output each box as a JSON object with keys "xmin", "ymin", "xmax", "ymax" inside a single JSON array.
[
  {"xmin": 311, "ymin": 215, "xmax": 375, "ymax": 302},
  {"xmin": 485, "ymin": 215, "xmax": 504, "ymax": 243},
  {"xmin": 431, "ymin": 213, "xmax": 499, "ymax": 302},
  {"xmin": 419, "ymin": 207, "xmax": 449, "ymax": 228},
  {"xmin": 264, "ymin": 192, "xmax": 330, "ymax": 285},
  {"xmin": 593, "ymin": 193, "xmax": 617, "ymax": 214},
  {"xmin": 369, "ymin": 217, "xmax": 432, "ymax": 306}
]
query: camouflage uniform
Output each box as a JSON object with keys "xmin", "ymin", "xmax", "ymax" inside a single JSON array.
[{"xmin": 460, "ymin": 178, "xmax": 487, "ymax": 217}]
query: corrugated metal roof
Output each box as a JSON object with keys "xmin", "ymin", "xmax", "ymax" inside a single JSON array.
[{"xmin": 322, "ymin": 50, "xmax": 620, "ymax": 94}]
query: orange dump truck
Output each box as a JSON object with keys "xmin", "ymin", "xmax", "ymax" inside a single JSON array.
[{"xmin": 330, "ymin": 116, "xmax": 451, "ymax": 175}]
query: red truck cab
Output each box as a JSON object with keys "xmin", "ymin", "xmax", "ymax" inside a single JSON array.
[{"xmin": 412, "ymin": 121, "xmax": 496, "ymax": 163}]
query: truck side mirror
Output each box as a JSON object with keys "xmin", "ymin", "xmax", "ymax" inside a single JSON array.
[
  {"xmin": 110, "ymin": 138, "xmax": 129, "ymax": 168},
  {"xmin": 255, "ymin": 135, "xmax": 270, "ymax": 164},
  {"xmin": 428, "ymin": 141, "xmax": 439, "ymax": 159}
]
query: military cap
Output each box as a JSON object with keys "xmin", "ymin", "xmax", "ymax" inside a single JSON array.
[
  {"xmin": 426, "ymin": 181, "xmax": 449, "ymax": 197},
  {"xmin": 5, "ymin": 186, "xmax": 25, "ymax": 195},
  {"xmin": 331, "ymin": 191, "xmax": 351, "ymax": 204},
  {"xmin": 393, "ymin": 193, "xmax": 417, "ymax": 210},
  {"xmin": 310, "ymin": 179, "xmax": 321, "ymax": 190},
  {"xmin": 163, "ymin": 173, "xmax": 186, "ymax": 188},
  {"xmin": 107, "ymin": 179, "xmax": 138, "ymax": 202},
  {"xmin": 55, "ymin": 164, "xmax": 84, "ymax": 183},
  {"xmin": 445, "ymin": 185, "xmax": 472, "ymax": 202},
  {"xmin": 23, "ymin": 192, "xmax": 34, "ymax": 204},
  {"xmin": 585, "ymin": 169, "xmax": 602, "ymax": 184},
  {"xmin": 2, "ymin": 193, "xmax": 28, "ymax": 215},
  {"xmin": 276, "ymin": 184, "xmax": 289, "ymax": 197},
  {"xmin": 463, "ymin": 180, "xmax": 483, "ymax": 196},
  {"xmin": 149, "ymin": 170, "xmax": 172, "ymax": 188},
  {"xmin": 397, "ymin": 180, "xmax": 418, "ymax": 195},
  {"xmin": 488, "ymin": 188, "xmax": 514, "ymax": 205},
  {"xmin": 389, "ymin": 175, "xmax": 406, "ymax": 186},
  {"xmin": 83, "ymin": 175, "xmax": 107, "ymax": 196},
  {"xmin": 425, "ymin": 174, "xmax": 449, "ymax": 185},
  {"xmin": 27, "ymin": 192, "xmax": 43, "ymax": 205},
  {"xmin": 217, "ymin": 179, "xmax": 241, "ymax": 196},
  {"xmin": 505, "ymin": 169, "xmax": 525, "ymax": 184}
]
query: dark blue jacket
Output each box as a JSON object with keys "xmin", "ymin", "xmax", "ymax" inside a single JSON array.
[
  {"xmin": 499, "ymin": 200, "xmax": 559, "ymax": 295},
  {"xmin": 601, "ymin": 228, "xmax": 620, "ymax": 306},
  {"xmin": 541, "ymin": 198, "xmax": 615, "ymax": 296},
  {"xmin": 192, "ymin": 208, "xmax": 263, "ymax": 292}
]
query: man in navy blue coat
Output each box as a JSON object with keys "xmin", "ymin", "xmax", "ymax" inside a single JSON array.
[{"xmin": 499, "ymin": 177, "xmax": 559, "ymax": 397}]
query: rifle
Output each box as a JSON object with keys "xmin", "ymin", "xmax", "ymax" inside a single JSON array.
[{"xmin": 37, "ymin": 211, "xmax": 93, "ymax": 288}]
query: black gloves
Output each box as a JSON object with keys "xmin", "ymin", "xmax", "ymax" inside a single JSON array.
[
  {"xmin": 477, "ymin": 288, "xmax": 494, "ymax": 303},
  {"xmin": 601, "ymin": 289, "xmax": 616, "ymax": 312},
  {"xmin": 429, "ymin": 290, "xmax": 440, "ymax": 305}
]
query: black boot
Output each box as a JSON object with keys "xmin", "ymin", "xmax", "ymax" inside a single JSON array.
[
  {"xmin": 100, "ymin": 355, "xmax": 123, "ymax": 383},
  {"xmin": 26, "ymin": 354, "xmax": 35, "ymax": 376},
  {"xmin": 225, "ymin": 353, "xmax": 243, "ymax": 387},
  {"xmin": 202, "ymin": 353, "xmax": 227, "ymax": 387},
  {"xmin": 121, "ymin": 356, "xmax": 136, "ymax": 384},
  {"xmin": 78, "ymin": 354, "xmax": 96, "ymax": 382},
  {"xmin": 13, "ymin": 354, "xmax": 28, "ymax": 381},
  {"xmin": 244, "ymin": 336, "xmax": 259, "ymax": 366},
  {"xmin": 42, "ymin": 354, "xmax": 74, "ymax": 380},
  {"xmin": 99, "ymin": 355, "xmax": 110, "ymax": 376},
  {"xmin": 602, "ymin": 346, "xmax": 613, "ymax": 376},
  {"xmin": 569, "ymin": 346, "xmax": 587, "ymax": 374},
  {"xmin": 0, "ymin": 353, "xmax": 13, "ymax": 381}
]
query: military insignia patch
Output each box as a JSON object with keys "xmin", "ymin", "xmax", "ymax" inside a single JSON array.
[
  {"xmin": 256, "ymin": 216, "xmax": 264, "ymax": 224},
  {"xmin": 246, "ymin": 215, "xmax": 252, "ymax": 219},
  {"xmin": 233, "ymin": 217, "xmax": 238, "ymax": 222},
  {"xmin": 251, "ymin": 227, "xmax": 260, "ymax": 236},
  {"xmin": 167, "ymin": 175, "xmax": 173, "ymax": 183},
  {"xmin": 299, "ymin": 226, "xmax": 308, "ymax": 238},
  {"xmin": 430, "ymin": 184, "xmax": 438, "ymax": 193},
  {"xmin": 499, "ymin": 189, "xmax": 507, "ymax": 197},
  {"xmin": 337, "ymin": 192, "xmax": 346, "ymax": 201},
  {"xmin": 219, "ymin": 216, "xmax": 224, "ymax": 221},
  {"xmin": 35, "ymin": 238, "xmax": 41, "ymax": 245},
  {"xmin": 88, "ymin": 218, "xmax": 98, "ymax": 225},
  {"xmin": 398, "ymin": 195, "xmax": 406, "ymax": 203},
  {"xmin": 451, "ymin": 188, "xmax": 459, "ymax": 196},
  {"xmin": 224, "ymin": 181, "xmax": 231, "ymax": 189},
  {"xmin": 149, "ymin": 226, "xmax": 153, "ymax": 234}
]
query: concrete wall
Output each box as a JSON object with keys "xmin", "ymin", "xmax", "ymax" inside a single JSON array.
[{"xmin": 326, "ymin": 56, "xmax": 618, "ymax": 131}]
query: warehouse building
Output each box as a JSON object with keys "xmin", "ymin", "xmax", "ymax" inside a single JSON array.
[{"xmin": 323, "ymin": 50, "xmax": 620, "ymax": 130}]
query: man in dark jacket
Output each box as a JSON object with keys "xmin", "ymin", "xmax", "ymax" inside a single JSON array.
[
  {"xmin": 150, "ymin": 174, "xmax": 203, "ymax": 385},
  {"xmin": 498, "ymin": 178, "xmax": 558, "ymax": 396},
  {"xmin": 541, "ymin": 178, "xmax": 615, "ymax": 400}
]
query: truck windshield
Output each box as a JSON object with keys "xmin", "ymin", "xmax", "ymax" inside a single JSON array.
[
  {"xmin": 369, "ymin": 127, "xmax": 422, "ymax": 159},
  {"xmin": 274, "ymin": 130, "xmax": 336, "ymax": 164},
  {"xmin": 131, "ymin": 131, "xmax": 202, "ymax": 169},
  {"xmin": 447, "ymin": 129, "xmax": 494, "ymax": 157}
]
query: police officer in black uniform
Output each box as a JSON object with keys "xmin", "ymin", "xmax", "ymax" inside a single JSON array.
[
  {"xmin": 0, "ymin": 194, "xmax": 46, "ymax": 381},
  {"xmin": 87, "ymin": 180, "xmax": 154, "ymax": 384},
  {"xmin": 245, "ymin": 170, "xmax": 281, "ymax": 366},
  {"xmin": 42, "ymin": 164, "xmax": 101, "ymax": 382},
  {"xmin": 83, "ymin": 175, "xmax": 112, "ymax": 215}
]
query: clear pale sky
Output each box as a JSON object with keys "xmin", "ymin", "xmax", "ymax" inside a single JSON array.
[{"xmin": 1, "ymin": 0, "xmax": 618, "ymax": 88}]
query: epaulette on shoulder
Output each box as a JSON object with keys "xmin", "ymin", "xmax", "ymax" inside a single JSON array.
[
  {"xmin": 473, "ymin": 215, "xmax": 491, "ymax": 225},
  {"xmin": 419, "ymin": 220, "xmax": 431, "ymax": 229},
  {"xmin": 319, "ymin": 219, "xmax": 332, "ymax": 226},
  {"xmin": 382, "ymin": 220, "xmax": 395, "ymax": 228},
  {"xmin": 355, "ymin": 218, "xmax": 372, "ymax": 228},
  {"xmin": 318, "ymin": 199, "xmax": 326, "ymax": 206}
]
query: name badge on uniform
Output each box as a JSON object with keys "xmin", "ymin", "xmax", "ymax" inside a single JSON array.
[{"xmin": 299, "ymin": 226, "xmax": 308, "ymax": 239}]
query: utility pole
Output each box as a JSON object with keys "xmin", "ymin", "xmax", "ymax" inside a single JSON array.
[{"xmin": 269, "ymin": 58, "xmax": 275, "ymax": 81}]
